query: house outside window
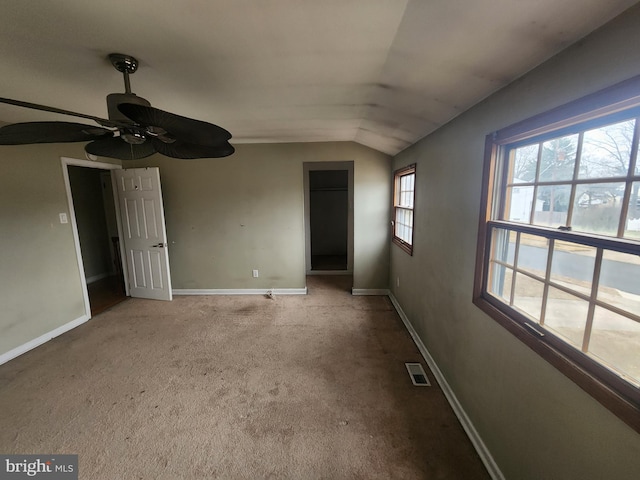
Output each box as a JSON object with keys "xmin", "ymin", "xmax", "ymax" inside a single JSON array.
[
  {"xmin": 474, "ymin": 77, "xmax": 640, "ymax": 432},
  {"xmin": 393, "ymin": 164, "xmax": 416, "ymax": 255}
]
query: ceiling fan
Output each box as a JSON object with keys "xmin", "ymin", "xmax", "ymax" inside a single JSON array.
[{"xmin": 0, "ymin": 53, "xmax": 234, "ymax": 160}]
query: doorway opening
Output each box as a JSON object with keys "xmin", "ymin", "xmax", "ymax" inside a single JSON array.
[
  {"xmin": 63, "ymin": 158, "xmax": 127, "ymax": 317},
  {"xmin": 310, "ymin": 170, "xmax": 348, "ymax": 270},
  {"xmin": 304, "ymin": 162, "xmax": 354, "ymax": 276}
]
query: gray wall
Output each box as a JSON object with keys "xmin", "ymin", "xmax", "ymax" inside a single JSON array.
[
  {"xmin": 130, "ymin": 142, "xmax": 390, "ymax": 290},
  {"xmin": 0, "ymin": 144, "xmax": 119, "ymax": 355},
  {"xmin": 390, "ymin": 6, "xmax": 640, "ymax": 480}
]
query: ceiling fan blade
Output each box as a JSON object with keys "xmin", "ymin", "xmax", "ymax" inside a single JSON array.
[
  {"xmin": 0, "ymin": 97, "xmax": 122, "ymax": 128},
  {"xmin": 85, "ymin": 136, "xmax": 157, "ymax": 160},
  {"xmin": 0, "ymin": 122, "xmax": 114, "ymax": 145},
  {"xmin": 151, "ymin": 138, "xmax": 235, "ymax": 159},
  {"xmin": 118, "ymin": 103, "xmax": 232, "ymax": 146}
]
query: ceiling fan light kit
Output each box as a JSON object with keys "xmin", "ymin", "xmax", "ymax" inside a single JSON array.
[{"xmin": 0, "ymin": 53, "xmax": 234, "ymax": 160}]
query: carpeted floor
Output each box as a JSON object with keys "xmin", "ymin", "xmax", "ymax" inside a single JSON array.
[{"xmin": 0, "ymin": 276, "xmax": 489, "ymax": 479}]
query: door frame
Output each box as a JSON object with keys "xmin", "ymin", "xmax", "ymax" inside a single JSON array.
[
  {"xmin": 61, "ymin": 157, "xmax": 127, "ymax": 319},
  {"xmin": 303, "ymin": 161, "xmax": 354, "ymax": 275}
]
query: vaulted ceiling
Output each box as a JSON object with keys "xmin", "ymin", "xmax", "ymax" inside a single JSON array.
[{"xmin": 0, "ymin": 0, "xmax": 637, "ymax": 155}]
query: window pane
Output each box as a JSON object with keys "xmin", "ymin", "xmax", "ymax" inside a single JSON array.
[
  {"xmin": 506, "ymin": 186, "xmax": 534, "ymax": 222},
  {"xmin": 572, "ymin": 182, "xmax": 624, "ymax": 236},
  {"xmin": 598, "ymin": 250, "xmax": 640, "ymax": 318},
  {"xmin": 543, "ymin": 286, "xmax": 589, "ymax": 349},
  {"xmin": 512, "ymin": 273, "xmax": 544, "ymax": 321},
  {"xmin": 533, "ymin": 184, "xmax": 570, "ymax": 227},
  {"xmin": 403, "ymin": 173, "xmax": 415, "ymax": 191},
  {"xmin": 550, "ymin": 241, "xmax": 595, "ymax": 297},
  {"xmin": 516, "ymin": 233, "xmax": 548, "ymax": 278},
  {"xmin": 488, "ymin": 263, "xmax": 513, "ymax": 303},
  {"xmin": 511, "ymin": 144, "xmax": 538, "ymax": 183},
  {"xmin": 579, "ymin": 119, "xmax": 634, "ymax": 179},
  {"xmin": 590, "ymin": 307, "xmax": 640, "ymax": 387},
  {"xmin": 539, "ymin": 134, "xmax": 578, "ymax": 182},
  {"xmin": 625, "ymin": 181, "xmax": 640, "ymax": 239},
  {"xmin": 398, "ymin": 173, "xmax": 415, "ymax": 208},
  {"xmin": 490, "ymin": 228, "xmax": 516, "ymax": 266},
  {"xmin": 395, "ymin": 208, "xmax": 413, "ymax": 244}
]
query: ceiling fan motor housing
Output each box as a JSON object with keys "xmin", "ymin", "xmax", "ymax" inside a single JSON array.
[{"xmin": 106, "ymin": 93, "xmax": 151, "ymax": 123}]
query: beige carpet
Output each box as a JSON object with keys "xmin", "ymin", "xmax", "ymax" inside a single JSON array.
[{"xmin": 0, "ymin": 276, "xmax": 489, "ymax": 479}]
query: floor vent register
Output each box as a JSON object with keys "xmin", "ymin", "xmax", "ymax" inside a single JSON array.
[{"xmin": 405, "ymin": 362, "xmax": 431, "ymax": 386}]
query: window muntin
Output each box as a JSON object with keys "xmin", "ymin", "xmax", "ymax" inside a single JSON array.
[
  {"xmin": 486, "ymin": 223, "xmax": 640, "ymax": 389},
  {"xmin": 503, "ymin": 117, "xmax": 639, "ymax": 239},
  {"xmin": 475, "ymin": 80, "xmax": 640, "ymax": 432},
  {"xmin": 393, "ymin": 164, "xmax": 416, "ymax": 255}
]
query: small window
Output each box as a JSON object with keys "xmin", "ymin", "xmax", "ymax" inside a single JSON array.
[
  {"xmin": 393, "ymin": 164, "xmax": 416, "ymax": 255},
  {"xmin": 474, "ymin": 76, "xmax": 640, "ymax": 433}
]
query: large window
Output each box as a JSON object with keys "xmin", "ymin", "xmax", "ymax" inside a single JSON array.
[
  {"xmin": 474, "ymin": 77, "xmax": 640, "ymax": 432},
  {"xmin": 393, "ymin": 164, "xmax": 416, "ymax": 255}
]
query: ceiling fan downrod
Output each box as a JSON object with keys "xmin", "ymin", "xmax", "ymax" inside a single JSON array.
[
  {"xmin": 106, "ymin": 53, "xmax": 152, "ymax": 126},
  {"xmin": 109, "ymin": 53, "xmax": 138, "ymax": 94}
]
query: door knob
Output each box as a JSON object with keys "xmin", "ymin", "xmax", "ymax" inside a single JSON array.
[{"xmin": 151, "ymin": 243, "xmax": 166, "ymax": 248}]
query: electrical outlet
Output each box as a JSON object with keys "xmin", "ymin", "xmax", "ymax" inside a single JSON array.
[
  {"xmin": 59, "ymin": 213, "xmax": 68, "ymax": 224},
  {"xmin": 252, "ymin": 269, "xmax": 259, "ymax": 278},
  {"xmin": 396, "ymin": 276, "xmax": 400, "ymax": 287}
]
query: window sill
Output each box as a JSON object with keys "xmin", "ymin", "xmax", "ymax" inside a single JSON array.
[
  {"xmin": 392, "ymin": 237, "xmax": 413, "ymax": 255},
  {"xmin": 472, "ymin": 293, "xmax": 640, "ymax": 434}
]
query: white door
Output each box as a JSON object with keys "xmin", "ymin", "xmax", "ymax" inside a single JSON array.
[{"xmin": 114, "ymin": 167, "xmax": 172, "ymax": 301}]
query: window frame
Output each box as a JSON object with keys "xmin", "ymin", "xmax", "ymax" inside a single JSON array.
[
  {"xmin": 393, "ymin": 164, "xmax": 416, "ymax": 255},
  {"xmin": 473, "ymin": 76, "xmax": 640, "ymax": 433}
]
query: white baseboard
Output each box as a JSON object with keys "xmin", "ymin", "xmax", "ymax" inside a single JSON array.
[
  {"xmin": 173, "ymin": 288, "xmax": 308, "ymax": 296},
  {"xmin": 388, "ymin": 292, "xmax": 504, "ymax": 480},
  {"xmin": 0, "ymin": 314, "xmax": 90, "ymax": 366},
  {"xmin": 351, "ymin": 288, "xmax": 390, "ymax": 296},
  {"xmin": 86, "ymin": 272, "xmax": 111, "ymax": 284}
]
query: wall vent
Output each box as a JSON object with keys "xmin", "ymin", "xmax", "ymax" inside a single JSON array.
[{"xmin": 405, "ymin": 362, "xmax": 430, "ymax": 386}]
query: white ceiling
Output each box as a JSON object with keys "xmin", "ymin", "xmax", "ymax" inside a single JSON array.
[{"xmin": 0, "ymin": 0, "xmax": 637, "ymax": 155}]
